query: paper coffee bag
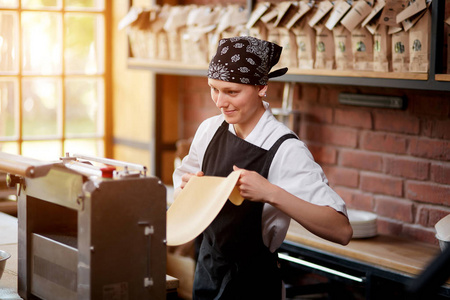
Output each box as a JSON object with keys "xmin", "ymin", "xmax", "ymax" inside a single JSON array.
[
  {"xmin": 391, "ymin": 29, "xmax": 409, "ymax": 72},
  {"xmin": 373, "ymin": 24, "xmax": 391, "ymax": 72},
  {"xmin": 409, "ymin": 7, "xmax": 431, "ymax": 73},
  {"xmin": 314, "ymin": 23, "xmax": 335, "ymax": 69},
  {"xmin": 292, "ymin": 17, "xmax": 315, "ymax": 69},
  {"xmin": 351, "ymin": 26, "xmax": 373, "ymax": 71},
  {"xmin": 333, "ymin": 25, "xmax": 353, "ymax": 70},
  {"xmin": 379, "ymin": 0, "xmax": 409, "ymax": 27},
  {"xmin": 278, "ymin": 27, "xmax": 298, "ymax": 68}
]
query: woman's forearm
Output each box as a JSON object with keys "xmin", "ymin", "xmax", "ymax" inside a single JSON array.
[{"xmin": 266, "ymin": 184, "xmax": 353, "ymax": 245}]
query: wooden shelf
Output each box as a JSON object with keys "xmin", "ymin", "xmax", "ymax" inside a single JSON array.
[
  {"xmin": 436, "ymin": 74, "xmax": 450, "ymax": 82},
  {"xmin": 128, "ymin": 57, "xmax": 450, "ymax": 91},
  {"xmin": 288, "ymin": 68, "xmax": 428, "ymax": 80},
  {"xmin": 127, "ymin": 1, "xmax": 450, "ymax": 92}
]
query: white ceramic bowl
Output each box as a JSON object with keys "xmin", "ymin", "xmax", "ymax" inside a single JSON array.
[
  {"xmin": 0, "ymin": 250, "xmax": 11, "ymax": 280},
  {"xmin": 436, "ymin": 234, "xmax": 450, "ymax": 252}
]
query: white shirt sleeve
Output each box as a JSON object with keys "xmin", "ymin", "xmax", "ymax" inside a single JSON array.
[
  {"xmin": 262, "ymin": 138, "xmax": 348, "ymax": 252},
  {"xmin": 173, "ymin": 115, "xmax": 223, "ymax": 189}
]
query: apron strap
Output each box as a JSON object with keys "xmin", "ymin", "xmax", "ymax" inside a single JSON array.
[{"xmin": 260, "ymin": 133, "xmax": 298, "ymax": 177}]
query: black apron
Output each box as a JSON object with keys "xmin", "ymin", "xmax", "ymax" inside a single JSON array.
[{"xmin": 193, "ymin": 121, "xmax": 297, "ymax": 300}]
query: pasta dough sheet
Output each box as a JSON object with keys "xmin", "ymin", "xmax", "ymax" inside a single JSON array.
[{"xmin": 167, "ymin": 170, "xmax": 243, "ymax": 246}]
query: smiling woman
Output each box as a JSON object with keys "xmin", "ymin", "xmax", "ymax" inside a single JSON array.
[{"xmin": 0, "ymin": 0, "xmax": 106, "ymax": 161}]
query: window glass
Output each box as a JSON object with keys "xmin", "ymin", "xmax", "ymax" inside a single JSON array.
[
  {"xmin": 0, "ymin": 12, "xmax": 19, "ymax": 74},
  {"xmin": 66, "ymin": 0, "xmax": 104, "ymax": 10},
  {"xmin": 65, "ymin": 77, "xmax": 104, "ymax": 136},
  {"xmin": 0, "ymin": 1, "xmax": 105, "ymax": 160},
  {"xmin": 0, "ymin": 0, "xmax": 18, "ymax": 8},
  {"xmin": 22, "ymin": 12, "xmax": 62, "ymax": 75},
  {"xmin": 0, "ymin": 78, "xmax": 18, "ymax": 138},
  {"xmin": 21, "ymin": 0, "xmax": 60, "ymax": 9},
  {"xmin": 22, "ymin": 140, "xmax": 61, "ymax": 161},
  {"xmin": 22, "ymin": 78, "xmax": 61, "ymax": 137},
  {"xmin": 0, "ymin": 142, "xmax": 19, "ymax": 154},
  {"xmin": 64, "ymin": 139, "xmax": 103, "ymax": 157},
  {"xmin": 65, "ymin": 13, "xmax": 104, "ymax": 74}
]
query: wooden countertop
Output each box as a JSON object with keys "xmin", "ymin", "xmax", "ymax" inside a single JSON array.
[{"xmin": 286, "ymin": 220, "xmax": 442, "ymax": 277}]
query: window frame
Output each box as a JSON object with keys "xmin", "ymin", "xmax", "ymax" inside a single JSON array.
[{"xmin": 0, "ymin": 1, "xmax": 112, "ymax": 160}]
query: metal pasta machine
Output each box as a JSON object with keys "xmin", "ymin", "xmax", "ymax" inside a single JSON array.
[{"xmin": 0, "ymin": 152, "xmax": 167, "ymax": 299}]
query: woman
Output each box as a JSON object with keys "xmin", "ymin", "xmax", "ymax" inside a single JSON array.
[{"xmin": 173, "ymin": 36, "xmax": 353, "ymax": 300}]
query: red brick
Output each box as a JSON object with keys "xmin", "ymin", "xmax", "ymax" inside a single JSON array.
[
  {"xmin": 317, "ymin": 85, "xmax": 340, "ymax": 106},
  {"xmin": 294, "ymin": 84, "xmax": 320, "ymax": 107},
  {"xmin": 408, "ymin": 91, "xmax": 450, "ymax": 118},
  {"xmin": 374, "ymin": 196, "xmax": 414, "ymax": 223},
  {"xmin": 302, "ymin": 106, "xmax": 333, "ymax": 124},
  {"xmin": 409, "ymin": 138, "xmax": 450, "ymax": 161},
  {"xmin": 428, "ymin": 209, "xmax": 450, "ymax": 229},
  {"xmin": 423, "ymin": 119, "xmax": 450, "ymax": 140},
  {"xmin": 334, "ymin": 109, "xmax": 372, "ymax": 129},
  {"xmin": 334, "ymin": 187, "xmax": 374, "ymax": 211},
  {"xmin": 360, "ymin": 131, "xmax": 407, "ymax": 154},
  {"xmin": 360, "ymin": 173, "xmax": 403, "ymax": 197},
  {"xmin": 430, "ymin": 163, "xmax": 450, "ymax": 185},
  {"xmin": 384, "ymin": 157, "xmax": 430, "ymax": 180},
  {"xmin": 373, "ymin": 112, "xmax": 420, "ymax": 135},
  {"xmin": 402, "ymin": 224, "xmax": 439, "ymax": 245},
  {"xmin": 431, "ymin": 119, "xmax": 450, "ymax": 140},
  {"xmin": 416, "ymin": 205, "xmax": 450, "ymax": 228},
  {"xmin": 266, "ymin": 82, "xmax": 284, "ymax": 108},
  {"xmin": 322, "ymin": 166, "xmax": 359, "ymax": 188},
  {"xmin": 303, "ymin": 123, "xmax": 358, "ymax": 148},
  {"xmin": 377, "ymin": 217, "xmax": 403, "ymax": 236},
  {"xmin": 417, "ymin": 206, "xmax": 429, "ymax": 227},
  {"xmin": 422, "ymin": 120, "xmax": 433, "ymax": 137},
  {"xmin": 405, "ymin": 181, "xmax": 450, "ymax": 205},
  {"xmin": 307, "ymin": 144, "xmax": 337, "ymax": 164},
  {"xmin": 340, "ymin": 150, "xmax": 383, "ymax": 172},
  {"xmin": 333, "ymin": 187, "xmax": 353, "ymax": 203}
]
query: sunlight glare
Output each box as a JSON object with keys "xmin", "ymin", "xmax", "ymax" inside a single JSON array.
[
  {"xmin": 36, "ymin": 81, "xmax": 57, "ymax": 110},
  {"xmin": 85, "ymin": 43, "xmax": 98, "ymax": 74},
  {"xmin": 23, "ymin": 97, "xmax": 34, "ymax": 112}
]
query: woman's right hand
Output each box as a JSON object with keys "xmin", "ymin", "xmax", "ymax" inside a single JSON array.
[
  {"xmin": 180, "ymin": 171, "xmax": 204, "ymax": 189},
  {"xmin": 174, "ymin": 171, "xmax": 204, "ymax": 200}
]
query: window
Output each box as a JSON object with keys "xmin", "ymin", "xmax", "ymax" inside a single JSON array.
[{"xmin": 0, "ymin": 0, "xmax": 107, "ymax": 161}]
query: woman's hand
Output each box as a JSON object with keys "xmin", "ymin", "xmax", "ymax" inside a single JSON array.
[
  {"xmin": 180, "ymin": 171, "xmax": 204, "ymax": 189},
  {"xmin": 233, "ymin": 166, "xmax": 352, "ymax": 245},
  {"xmin": 174, "ymin": 171, "xmax": 204, "ymax": 200},
  {"xmin": 233, "ymin": 165, "xmax": 276, "ymax": 203}
]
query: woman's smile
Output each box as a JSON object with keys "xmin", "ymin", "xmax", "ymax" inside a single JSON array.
[{"xmin": 222, "ymin": 109, "xmax": 236, "ymax": 115}]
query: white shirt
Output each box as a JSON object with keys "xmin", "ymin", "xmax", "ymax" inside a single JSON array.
[{"xmin": 173, "ymin": 102, "xmax": 347, "ymax": 252}]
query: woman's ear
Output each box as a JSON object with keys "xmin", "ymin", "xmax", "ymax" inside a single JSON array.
[{"xmin": 258, "ymin": 85, "xmax": 268, "ymax": 97}]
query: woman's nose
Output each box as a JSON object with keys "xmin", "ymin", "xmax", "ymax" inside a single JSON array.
[{"xmin": 215, "ymin": 92, "xmax": 227, "ymax": 108}]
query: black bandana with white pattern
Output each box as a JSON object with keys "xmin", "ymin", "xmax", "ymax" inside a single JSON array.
[{"xmin": 207, "ymin": 36, "xmax": 288, "ymax": 85}]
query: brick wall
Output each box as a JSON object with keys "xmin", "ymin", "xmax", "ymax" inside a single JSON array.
[{"xmin": 179, "ymin": 76, "xmax": 450, "ymax": 245}]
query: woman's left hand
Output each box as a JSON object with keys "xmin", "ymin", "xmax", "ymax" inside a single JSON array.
[{"xmin": 233, "ymin": 165, "xmax": 276, "ymax": 203}]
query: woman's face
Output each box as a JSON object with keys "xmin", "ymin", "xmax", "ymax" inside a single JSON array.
[{"xmin": 208, "ymin": 78, "xmax": 267, "ymax": 129}]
